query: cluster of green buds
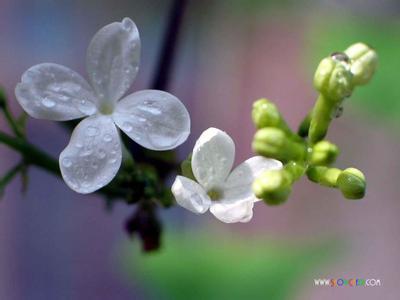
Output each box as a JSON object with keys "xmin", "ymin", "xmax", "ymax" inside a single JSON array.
[{"xmin": 252, "ymin": 43, "xmax": 377, "ymax": 205}]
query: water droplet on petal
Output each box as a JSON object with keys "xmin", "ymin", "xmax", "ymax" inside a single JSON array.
[
  {"xmin": 103, "ymin": 134, "xmax": 113, "ymax": 142},
  {"xmin": 97, "ymin": 149, "xmax": 106, "ymax": 159},
  {"xmin": 80, "ymin": 149, "xmax": 93, "ymax": 157},
  {"xmin": 108, "ymin": 158, "xmax": 117, "ymax": 164},
  {"xmin": 122, "ymin": 18, "xmax": 134, "ymax": 31},
  {"xmin": 59, "ymin": 95, "xmax": 69, "ymax": 102},
  {"xmin": 82, "ymin": 181, "xmax": 91, "ymax": 188},
  {"xmin": 138, "ymin": 105, "xmax": 161, "ymax": 115},
  {"xmin": 62, "ymin": 157, "xmax": 72, "ymax": 168},
  {"xmin": 122, "ymin": 122, "xmax": 133, "ymax": 132},
  {"xmin": 86, "ymin": 126, "xmax": 99, "ymax": 137},
  {"xmin": 124, "ymin": 67, "xmax": 132, "ymax": 74},
  {"xmin": 42, "ymin": 97, "xmax": 56, "ymax": 108}
]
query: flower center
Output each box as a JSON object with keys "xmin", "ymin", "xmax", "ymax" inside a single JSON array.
[
  {"xmin": 207, "ymin": 188, "xmax": 223, "ymax": 201},
  {"xmin": 99, "ymin": 102, "xmax": 115, "ymax": 115}
]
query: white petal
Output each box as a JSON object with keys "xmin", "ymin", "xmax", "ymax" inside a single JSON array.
[
  {"xmin": 86, "ymin": 17, "xmax": 140, "ymax": 105},
  {"xmin": 171, "ymin": 176, "xmax": 211, "ymax": 214},
  {"xmin": 113, "ymin": 90, "xmax": 190, "ymax": 150},
  {"xmin": 59, "ymin": 115, "xmax": 122, "ymax": 194},
  {"xmin": 210, "ymin": 199, "xmax": 254, "ymax": 223},
  {"xmin": 223, "ymin": 156, "xmax": 282, "ymax": 202},
  {"xmin": 15, "ymin": 63, "xmax": 97, "ymax": 120},
  {"xmin": 191, "ymin": 128, "xmax": 235, "ymax": 190}
]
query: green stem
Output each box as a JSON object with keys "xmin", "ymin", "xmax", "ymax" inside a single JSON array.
[
  {"xmin": 0, "ymin": 131, "xmax": 59, "ymax": 175},
  {"xmin": 0, "ymin": 162, "xmax": 25, "ymax": 193},
  {"xmin": 0, "ymin": 90, "xmax": 24, "ymax": 138},
  {"xmin": 308, "ymin": 94, "xmax": 335, "ymax": 145},
  {"xmin": 306, "ymin": 166, "xmax": 341, "ymax": 187},
  {"xmin": 0, "ymin": 131, "xmax": 127, "ymax": 198}
]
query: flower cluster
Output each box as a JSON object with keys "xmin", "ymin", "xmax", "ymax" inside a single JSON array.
[{"xmin": 10, "ymin": 17, "xmax": 377, "ymax": 228}]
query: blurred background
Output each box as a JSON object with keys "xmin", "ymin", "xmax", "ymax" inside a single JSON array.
[{"xmin": 0, "ymin": 0, "xmax": 399, "ymax": 299}]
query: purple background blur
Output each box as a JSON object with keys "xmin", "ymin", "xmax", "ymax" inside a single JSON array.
[{"xmin": 0, "ymin": 0, "xmax": 399, "ymax": 299}]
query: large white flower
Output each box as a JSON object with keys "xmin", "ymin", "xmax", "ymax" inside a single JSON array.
[
  {"xmin": 171, "ymin": 128, "xmax": 282, "ymax": 223},
  {"xmin": 15, "ymin": 18, "xmax": 190, "ymax": 194}
]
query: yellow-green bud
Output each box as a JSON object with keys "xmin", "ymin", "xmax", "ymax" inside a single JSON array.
[
  {"xmin": 336, "ymin": 168, "xmax": 366, "ymax": 199},
  {"xmin": 345, "ymin": 43, "xmax": 378, "ymax": 86},
  {"xmin": 253, "ymin": 127, "xmax": 305, "ymax": 163},
  {"xmin": 181, "ymin": 154, "xmax": 195, "ymax": 180},
  {"xmin": 310, "ymin": 140, "xmax": 339, "ymax": 166},
  {"xmin": 314, "ymin": 53, "xmax": 353, "ymax": 101},
  {"xmin": 307, "ymin": 166, "xmax": 341, "ymax": 187},
  {"xmin": 253, "ymin": 169, "xmax": 292, "ymax": 205},
  {"xmin": 252, "ymin": 98, "xmax": 280, "ymax": 129}
]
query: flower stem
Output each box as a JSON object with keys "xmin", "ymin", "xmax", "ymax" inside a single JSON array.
[
  {"xmin": 151, "ymin": 0, "xmax": 189, "ymax": 91},
  {"xmin": 308, "ymin": 94, "xmax": 335, "ymax": 145},
  {"xmin": 0, "ymin": 131, "xmax": 60, "ymax": 175},
  {"xmin": 0, "ymin": 89, "xmax": 25, "ymax": 138},
  {"xmin": 0, "ymin": 130, "xmax": 128, "ymax": 198},
  {"xmin": 0, "ymin": 162, "xmax": 25, "ymax": 195}
]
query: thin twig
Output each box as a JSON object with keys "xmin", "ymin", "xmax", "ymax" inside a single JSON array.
[{"xmin": 151, "ymin": 0, "xmax": 189, "ymax": 91}]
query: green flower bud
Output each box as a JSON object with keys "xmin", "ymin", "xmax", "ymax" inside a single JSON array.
[
  {"xmin": 252, "ymin": 127, "xmax": 305, "ymax": 163},
  {"xmin": 345, "ymin": 43, "xmax": 378, "ymax": 86},
  {"xmin": 180, "ymin": 154, "xmax": 195, "ymax": 180},
  {"xmin": 314, "ymin": 53, "xmax": 353, "ymax": 100},
  {"xmin": 253, "ymin": 169, "xmax": 292, "ymax": 205},
  {"xmin": 310, "ymin": 140, "xmax": 339, "ymax": 166},
  {"xmin": 336, "ymin": 168, "xmax": 366, "ymax": 199},
  {"xmin": 307, "ymin": 166, "xmax": 341, "ymax": 187},
  {"xmin": 252, "ymin": 98, "xmax": 280, "ymax": 129}
]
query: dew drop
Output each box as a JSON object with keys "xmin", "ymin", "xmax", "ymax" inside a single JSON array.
[
  {"xmin": 82, "ymin": 181, "xmax": 91, "ymax": 188},
  {"xmin": 78, "ymin": 100, "xmax": 96, "ymax": 115},
  {"xmin": 97, "ymin": 149, "xmax": 106, "ymax": 159},
  {"xmin": 124, "ymin": 67, "xmax": 132, "ymax": 74},
  {"xmin": 52, "ymin": 85, "xmax": 61, "ymax": 92},
  {"xmin": 122, "ymin": 122, "xmax": 133, "ymax": 132},
  {"xmin": 42, "ymin": 97, "xmax": 56, "ymax": 108},
  {"xmin": 122, "ymin": 18, "xmax": 134, "ymax": 31},
  {"xmin": 80, "ymin": 149, "xmax": 93, "ymax": 157},
  {"xmin": 103, "ymin": 134, "xmax": 113, "ymax": 142},
  {"xmin": 62, "ymin": 157, "xmax": 72, "ymax": 168},
  {"xmin": 86, "ymin": 126, "xmax": 99, "ymax": 137},
  {"xmin": 331, "ymin": 105, "xmax": 344, "ymax": 119},
  {"xmin": 138, "ymin": 105, "xmax": 161, "ymax": 115},
  {"xmin": 108, "ymin": 158, "xmax": 117, "ymax": 164},
  {"xmin": 58, "ymin": 95, "xmax": 69, "ymax": 102}
]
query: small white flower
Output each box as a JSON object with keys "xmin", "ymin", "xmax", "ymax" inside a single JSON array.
[
  {"xmin": 15, "ymin": 18, "xmax": 191, "ymax": 194},
  {"xmin": 171, "ymin": 128, "xmax": 282, "ymax": 223}
]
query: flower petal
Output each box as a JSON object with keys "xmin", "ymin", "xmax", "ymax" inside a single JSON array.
[
  {"xmin": 113, "ymin": 90, "xmax": 190, "ymax": 150},
  {"xmin": 223, "ymin": 156, "xmax": 282, "ymax": 202},
  {"xmin": 15, "ymin": 63, "xmax": 97, "ymax": 120},
  {"xmin": 86, "ymin": 17, "xmax": 140, "ymax": 105},
  {"xmin": 171, "ymin": 176, "xmax": 211, "ymax": 214},
  {"xmin": 210, "ymin": 199, "xmax": 254, "ymax": 223},
  {"xmin": 59, "ymin": 115, "xmax": 122, "ymax": 194},
  {"xmin": 191, "ymin": 128, "xmax": 235, "ymax": 190}
]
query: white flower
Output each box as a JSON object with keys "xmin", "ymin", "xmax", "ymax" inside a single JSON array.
[
  {"xmin": 171, "ymin": 128, "xmax": 282, "ymax": 223},
  {"xmin": 15, "ymin": 18, "xmax": 190, "ymax": 194}
]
